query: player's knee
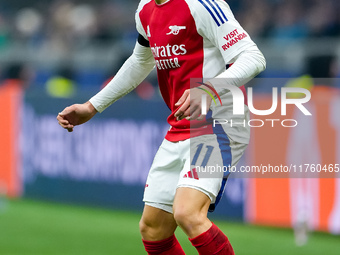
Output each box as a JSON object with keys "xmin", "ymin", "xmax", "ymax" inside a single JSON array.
[
  {"xmin": 139, "ymin": 214, "xmax": 165, "ymax": 239},
  {"xmin": 139, "ymin": 218, "xmax": 158, "ymax": 241},
  {"xmin": 139, "ymin": 217, "xmax": 153, "ymax": 236},
  {"xmin": 140, "ymin": 216, "xmax": 175, "ymax": 241}
]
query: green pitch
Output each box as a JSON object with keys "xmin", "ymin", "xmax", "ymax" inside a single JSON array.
[{"xmin": 0, "ymin": 199, "xmax": 339, "ymax": 255}]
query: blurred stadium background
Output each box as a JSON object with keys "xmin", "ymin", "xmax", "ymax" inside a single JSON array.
[{"xmin": 0, "ymin": 0, "xmax": 340, "ymax": 254}]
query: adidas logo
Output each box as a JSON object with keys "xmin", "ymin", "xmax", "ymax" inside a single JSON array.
[{"xmin": 183, "ymin": 168, "xmax": 199, "ymax": 180}]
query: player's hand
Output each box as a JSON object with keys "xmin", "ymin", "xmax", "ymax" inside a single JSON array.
[
  {"xmin": 57, "ymin": 101, "xmax": 98, "ymax": 132},
  {"xmin": 174, "ymin": 83, "xmax": 213, "ymax": 121}
]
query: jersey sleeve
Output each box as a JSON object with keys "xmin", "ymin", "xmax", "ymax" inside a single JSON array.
[
  {"xmin": 89, "ymin": 40, "xmax": 155, "ymax": 112},
  {"xmin": 135, "ymin": 0, "xmax": 149, "ymax": 41},
  {"xmin": 190, "ymin": 0, "xmax": 257, "ymax": 64}
]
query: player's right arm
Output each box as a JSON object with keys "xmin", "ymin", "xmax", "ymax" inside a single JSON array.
[
  {"xmin": 57, "ymin": 35, "xmax": 155, "ymax": 132},
  {"xmin": 57, "ymin": 101, "xmax": 97, "ymax": 132},
  {"xmin": 57, "ymin": 2, "xmax": 154, "ymax": 132},
  {"xmin": 88, "ymin": 36, "xmax": 154, "ymax": 113}
]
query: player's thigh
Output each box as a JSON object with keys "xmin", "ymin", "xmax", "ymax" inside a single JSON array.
[
  {"xmin": 143, "ymin": 139, "xmax": 184, "ymax": 210},
  {"xmin": 140, "ymin": 205, "xmax": 177, "ymax": 241},
  {"xmin": 177, "ymin": 135, "xmax": 225, "ymax": 204},
  {"xmin": 178, "ymin": 134, "xmax": 247, "ymax": 211}
]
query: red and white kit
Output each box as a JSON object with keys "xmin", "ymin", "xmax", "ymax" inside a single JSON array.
[
  {"xmin": 136, "ymin": 0, "xmax": 258, "ymax": 143},
  {"xmin": 90, "ymin": 0, "xmax": 266, "ymax": 212}
]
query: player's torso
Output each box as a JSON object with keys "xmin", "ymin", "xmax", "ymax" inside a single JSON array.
[{"xmin": 138, "ymin": 0, "xmax": 204, "ymax": 110}]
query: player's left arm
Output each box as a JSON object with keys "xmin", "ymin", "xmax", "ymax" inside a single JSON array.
[{"xmin": 175, "ymin": 0, "xmax": 266, "ymax": 121}]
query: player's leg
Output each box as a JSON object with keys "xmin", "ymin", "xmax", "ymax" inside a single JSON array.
[
  {"xmin": 173, "ymin": 187, "xmax": 234, "ymax": 255},
  {"xmin": 141, "ymin": 139, "xmax": 186, "ymax": 254},
  {"xmin": 140, "ymin": 205, "xmax": 185, "ymax": 255},
  {"xmin": 172, "ymin": 134, "xmax": 247, "ymax": 254}
]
